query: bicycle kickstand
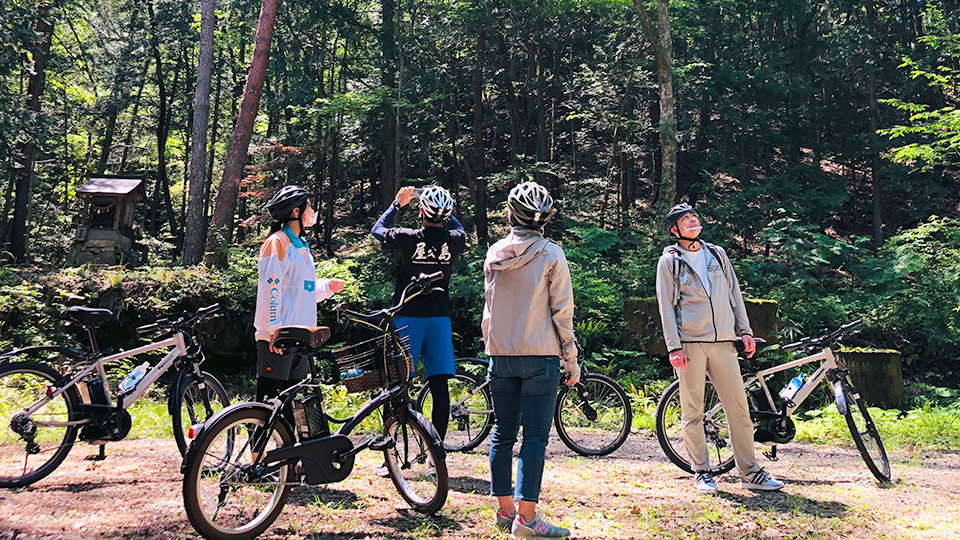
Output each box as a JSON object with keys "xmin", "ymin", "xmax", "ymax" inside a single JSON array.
[
  {"xmin": 762, "ymin": 445, "xmax": 778, "ymax": 461},
  {"xmin": 86, "ymin": 444, "xmax": 107, "ymax": 461}
]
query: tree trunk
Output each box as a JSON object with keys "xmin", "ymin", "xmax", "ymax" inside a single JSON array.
[
  {"xmin": 10, "ymin": 2, "xmax": 53, "ymax": 263},
  {"xmin": 379, "ymin": 0, "xmax": 398, "ymax": 206},
  {"xmin": 866, "ymin": 0, "xmax": 883, "ymax": 248},
  {"xmin": 205, "ymin": 47, "xmax": 224, "ymax": 225},
  {"xmin": 205, "ymin": 0, "xmax": 279, "ymax": 267},
  {"xmin": 119, "ymin": 59, "xmax": 151, "ymax": 172},
  {"xmin": 633, "ymin": 0, "xmax": 677, "ymax": 211},
  {"xmin": 147, "ymin": 0, "xmax": 180, "ymax": 240},
  {"xmin": 182, "ymin": 0, "xmax": 216, "ymax": 265},
  {"xmin": 96, "ymin": 9, "xmax": 141, "ymax": 174},
  {"xmin": 472, "ymin": 28, "xmax": 489, "ymax": 245}
]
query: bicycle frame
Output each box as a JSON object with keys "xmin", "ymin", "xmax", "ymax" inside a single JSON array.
[
  {"xmin": 705, "ymin": 347, "xmax": 841, "ymax": 421},
  {"xmin": 21, "ymin": 332, "xmax": 188, "ymax": 427}
]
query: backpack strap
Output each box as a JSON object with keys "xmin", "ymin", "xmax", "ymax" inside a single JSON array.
[{"xmin": 669, "ymin": 247, "xmax": 681, "ymax": 307}]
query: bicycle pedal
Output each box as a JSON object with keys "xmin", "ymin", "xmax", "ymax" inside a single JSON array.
[{"xmin": 368, "ymin": 436, "xmax": 395, "ymax": 451}]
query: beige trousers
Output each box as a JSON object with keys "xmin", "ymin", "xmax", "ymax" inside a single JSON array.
[{"xmin": 678, "ymin": 342, "xmax": 759, "ymax": 478}]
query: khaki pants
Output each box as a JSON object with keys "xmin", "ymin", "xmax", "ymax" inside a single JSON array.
[{"xmin": 678, "ymin": 342, "xmax": 759, "ymax": 478}]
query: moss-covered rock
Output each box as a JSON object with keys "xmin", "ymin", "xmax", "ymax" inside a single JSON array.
[
  {"xmin": 839, "ymin": 348, "xmax": 906, "ymax": 410},
  {"xmin": 623, "ymin": 297, "xmax": 779, "ymax": 357}
]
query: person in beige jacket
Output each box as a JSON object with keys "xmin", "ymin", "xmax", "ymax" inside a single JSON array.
[
  {"xmin": 482, "ymin": 181, "xmax": 578, "ymax": 539},
  {"xmin": 656, "ymin": 203, "xmax": 783, "ymax": 494}
]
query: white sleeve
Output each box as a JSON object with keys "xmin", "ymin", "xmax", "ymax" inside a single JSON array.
[{"xmin": 315, "ymin": 278, "xmax": 335, "ymax": 303}]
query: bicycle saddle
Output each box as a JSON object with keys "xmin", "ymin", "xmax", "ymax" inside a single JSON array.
[
  {"xmin": 272, "ymin": 326, "xmax": 332, "ymax": 351},
  {"xmin": 61, "ymin": 307, "xmax": 114, "ymax": 328}
]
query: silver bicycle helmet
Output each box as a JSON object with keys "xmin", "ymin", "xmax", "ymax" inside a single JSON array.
[
  {"xmin": 419, "ymin": 186, "xmax": 454, "ymax": 222},
  {"xmin": 507, "ymin": 181, "xmax": 556, "ymax": 227}
]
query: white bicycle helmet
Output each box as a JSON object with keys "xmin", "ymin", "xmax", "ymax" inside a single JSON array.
[
  {"xmin": 419, "ymin": 186, "xmax": 454, "ymax": 222},
  {"xmin": 507, "ymin": 181, "xmax": 556, "ymax": 227}
]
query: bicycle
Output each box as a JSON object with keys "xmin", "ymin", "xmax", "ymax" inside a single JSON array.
[
  {"xmin": 180, "ymin": 273, "xmax": 449, "ymax": 540},
  {"xmin": 0, "ymin": 303, "xmax": 230, "ymax": 488},
  {"xmin": 416, "ymin": 345, "xmax": 632, "ymax": 457},
  {"xmin": 655, "ymin": 320, "xmax": 891, "ymax": 482}
]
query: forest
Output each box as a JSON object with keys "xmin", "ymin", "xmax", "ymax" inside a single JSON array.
[{"xmin": 1, "ymin": 0, "xmax": 959, "ymax": 389}]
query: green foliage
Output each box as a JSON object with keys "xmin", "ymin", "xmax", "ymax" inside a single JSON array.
[{"xmin": 880, "ymin": 6, "xmax": 960, "ymax": 171}]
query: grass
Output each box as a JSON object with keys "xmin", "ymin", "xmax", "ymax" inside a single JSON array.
[{"xmin": 795, "ymin": 404, "xmax": 960, "ymax": 450}]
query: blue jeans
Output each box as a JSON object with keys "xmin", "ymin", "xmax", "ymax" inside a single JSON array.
[{"xmin": 488, "ymin": 355, "xmax": 561, "ymax": 503}]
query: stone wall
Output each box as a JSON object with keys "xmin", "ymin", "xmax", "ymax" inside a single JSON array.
[{"xmin": 622, "ymin": 297, "xmax": 780, "ymax": 357}]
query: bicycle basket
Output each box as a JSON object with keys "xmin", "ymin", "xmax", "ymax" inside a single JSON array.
[{"xmin": 332, "ymin": 319, "xmax": 411, "ymax": 393}]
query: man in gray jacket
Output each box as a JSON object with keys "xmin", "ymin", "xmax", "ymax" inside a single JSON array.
[{"xmin": 656, "ymin": 203, "xmax": 783, "ymax": 494}]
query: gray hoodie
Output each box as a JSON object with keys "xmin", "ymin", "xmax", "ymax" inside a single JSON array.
[
  {"xmin": 655, "ymin": 242, "xmax": 753, "ymax": 353},
  {"xmin": 481, "ymin": 227, "xmax": 579, "ymax": 379}
]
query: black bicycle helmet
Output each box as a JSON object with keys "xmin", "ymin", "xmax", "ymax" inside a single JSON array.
[
  {"xmin": 663, "ymin": 203, "xmax": 696, "ymax": 235},
  {"xmin": 265, "ymin": 185, "xmax": 310, "ymax": 221},
  {"xmin": 507, "ymin": 181, "xmax": 556, "ymax": 227}
]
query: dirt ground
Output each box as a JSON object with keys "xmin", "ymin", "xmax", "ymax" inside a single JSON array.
[{"xmin": 0, "ymin": 432, "xmax": 957, "ymax": 540}]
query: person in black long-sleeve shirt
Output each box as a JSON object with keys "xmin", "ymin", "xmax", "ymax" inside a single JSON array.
[{"xmin": 372, "ymin": 185, "xmax": 466, "ymax": 448}]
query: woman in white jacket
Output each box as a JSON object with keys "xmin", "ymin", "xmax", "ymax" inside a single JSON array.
[
  {"xmin": 254, "ymin": 185, "xmax": 344, "ymax": 405},
  {"xmin": 482, "ymin": 181, "xmax": 579, "ymax": 540}
]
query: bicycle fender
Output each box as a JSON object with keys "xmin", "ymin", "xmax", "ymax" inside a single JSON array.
[
  {"xmin": 180, "ymin": 401, "xmax": 295, "ymax": 474},
  {"xmin": 406, "ymin": 407, "xmax": 447, "ymax": 460},
  {"xmin": 833, "ymin": 379, "xmax": 848, "ymax": 416}
]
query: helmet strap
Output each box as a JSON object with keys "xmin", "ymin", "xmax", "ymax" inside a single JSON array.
[{"xmin": 671, "ymin": 225, "xmax": 701, "ymax": 250}]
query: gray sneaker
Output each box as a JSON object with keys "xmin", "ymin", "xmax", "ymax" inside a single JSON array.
[
  {"xmin": 495, "ymin": 509, "xmax": 516, "ymax": 531},
  {"xmin": 511, "ymin": 511, "xmax": 570, "ymax": 539},
  {"xmin": 695, "ymin": 471, "xmax": 718, "ymax": 494},
  {"xmin": 740, "ymin": 468, "xmax": 784, "ymax": 491}
]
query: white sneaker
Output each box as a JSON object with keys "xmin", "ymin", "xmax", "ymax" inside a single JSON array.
[
  {"xmin": 372, "ymin": 461, "xmax": 390, "ymax": 477},
  {"xmin": 695, "ymin": 472, "xmax": 718, "ymax": 494},
  {"xmin": 740, "ymin": 469, "xmax": 784, "ymax": 491}
]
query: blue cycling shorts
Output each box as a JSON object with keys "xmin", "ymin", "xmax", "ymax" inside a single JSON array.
[{"xmin": 395, "ymin": 316, "xmax": 455, "ymax": 378}]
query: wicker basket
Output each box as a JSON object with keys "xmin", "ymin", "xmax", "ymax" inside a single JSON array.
[{"xmin": 332, "ymin": 331, "xmax": 410, "ymax": 393}]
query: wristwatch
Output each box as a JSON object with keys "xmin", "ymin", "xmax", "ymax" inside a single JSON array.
[{"xmin": 391, "ymin": 200, "xmax": 401, "ymax": 211}]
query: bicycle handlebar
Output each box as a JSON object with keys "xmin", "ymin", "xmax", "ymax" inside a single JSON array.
[
  {"xmin": 136, "ymin": 303, "xmax": 221, "ymax": 336},
  {"xmin": 337, "ymin": 272, "xmax": 444, "ymax": 320},
  {"xmin": 782, "ymin": 319, "xmax": 862, "ymax": 353}
]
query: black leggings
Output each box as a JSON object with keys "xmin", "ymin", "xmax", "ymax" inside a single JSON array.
[
  {"xmin": 256, "ymin": 377, "xmax": 296, "ymax": 431},
  {"xmin": 427, "ymin": 374, "xmax": 450, "ymax": 441}
]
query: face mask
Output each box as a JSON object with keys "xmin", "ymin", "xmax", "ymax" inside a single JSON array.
[{"xmin": 302, "ymin": 205, "xmax": 318, "ymax": 228}]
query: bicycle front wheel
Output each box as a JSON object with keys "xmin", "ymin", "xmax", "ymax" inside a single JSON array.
[
  {"xmin": 383, "ymin": 409, "xmax": 448, "ymax": 514},
  {"xmin": 416, "ymin": 369, "xmax": 493, "ymax": 452},
  {"xmin": 655, "ymin": 378, "xmax": 736, "ymax": 474},
  {"xmin": 0, "ymin": 361, "xmax": 80, "ymax": 488},
  {"xmin": 834, "ymin": 378, "xmax": 891, "ymax": 482},
  {"xmin": 554, "ymin": 374, "xmax": 632, "ymax": 456},
  {"xmin": 171, "ymin": 371, "xmax": 231, "ymax": 455},
  {"xmin": 182, "ymin": 406, "xmax": 294, "ymax": 540}
]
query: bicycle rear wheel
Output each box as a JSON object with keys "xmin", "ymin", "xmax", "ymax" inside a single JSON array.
[
  {"xmin": 416, "ymin": 369, "xmax": 493, "ymax": 452},
  {"xmin": 834, "ymin": 378, "xmax": 891, "ymax": 482},
  {"xmin": 383, "ymin": 409, "xmax": 448, "ymax": 514},
  {"xmin": 172, "ymin": 371, "xmax": 231, "ymax": 455},
  {"xmin": 0, "ymin": 361, "xmax": 80, "ymax": 488},
  {"xmin": 182, "ymin": 406, "xmax": 294, "ymax": 540},
  {"xmin": 554, "ymin": 373, "xmax": 632, "ymax": 456},
  {"xmin": 655, "ymin": 378, "xmax": 736, "ymax": 474}
]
